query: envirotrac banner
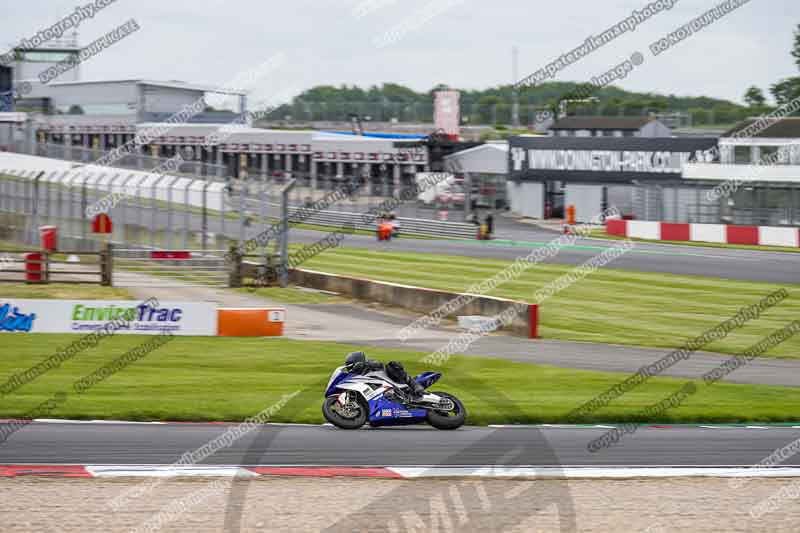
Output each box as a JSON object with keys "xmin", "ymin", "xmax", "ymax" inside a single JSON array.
[{"xmin": 0, "ymin": 299, "xmax": 217, "ymax": 336}]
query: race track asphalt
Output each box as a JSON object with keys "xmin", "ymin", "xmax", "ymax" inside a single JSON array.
[
  {"xmin": 268, "ymin": 228, "xmax": 800, "ymax": 285},
  {"xmin": 2, "ymin": 422, "xmax": 799, "ymax": 467},
  {"xmin": 30, "ymin": 189, "xmax": 800, "ymax": 283}
]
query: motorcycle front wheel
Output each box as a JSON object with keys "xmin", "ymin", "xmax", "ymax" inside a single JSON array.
[
  {"xmin": 426, "ymin": 391, "xmax": 466, "ymax": 430},
  {"xmin": 323, "ymin": 394, "xmax": 368, "ymax": 430}
]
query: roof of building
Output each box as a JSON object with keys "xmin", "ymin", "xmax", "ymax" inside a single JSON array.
[
  {"xmin": 49, "ymin": 79, "xmax": 245, "ymax": 95},
  {"xmin": 320, "ymin": 131, "xmax": 427, "ymax": 139},
  {"xmin": 444, "ymin": 142, "xmax": 507, "ymax": 174},
  {"xmin": 446, "ymin": 142, "xmax": 508, "ymax": 157},
  {"xmin": 722, "ymin": 117, "xmax": 800, "ymax": 139},
  {"xmin": 549, "ymin": 116, "xmax": 655, "ymax": 131}
]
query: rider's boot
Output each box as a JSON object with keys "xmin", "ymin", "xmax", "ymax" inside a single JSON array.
[{"xmin": 406, "ymin": 378, "xmax": 425, "ymax": 401}]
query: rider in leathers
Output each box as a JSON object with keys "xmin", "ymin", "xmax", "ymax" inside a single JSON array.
[{"xmin": 345, "ymin": 352, "xmax": 425, "ymax": 399}]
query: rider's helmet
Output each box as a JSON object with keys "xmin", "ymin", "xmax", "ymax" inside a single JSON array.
[{"xmin": 345, "ymin": 351, "xmax": 366, "ymax": 368}]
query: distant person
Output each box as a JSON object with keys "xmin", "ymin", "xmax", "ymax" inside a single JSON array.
[
  {"xmin": 485, "ymin": 213, "xmax": 494, "ymax": 239},
  {"xmin": 377, "ymin": 213, "xmax": 392, "ymax": 241},
  {"xmin": 390, "ymin": 213, "xmax": 400, "ymax": 238}
]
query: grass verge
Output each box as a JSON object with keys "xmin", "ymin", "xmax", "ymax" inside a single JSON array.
[
  {"xmin": 0, "ymin": 335, "xmax": 799, "ymax": 425},
  {"xmin": 297, "ymin": 247, "xmax": 800, "ymax": 359},
  {"xmin": 0, "ymin": 283, "xmax": 132, "ymax": 299},
  {"xmin": 234, "ymin": 286, "xmax": 342, "ymax": 304}
]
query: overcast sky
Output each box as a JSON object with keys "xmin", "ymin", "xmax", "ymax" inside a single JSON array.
[{"xmin": 3, "ymin": 0, "xmax": 798, "ymax": 107}]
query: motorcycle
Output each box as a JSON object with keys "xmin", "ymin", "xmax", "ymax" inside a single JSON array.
[{"xmin": 322, "ymin": 364, "xmax": 467, "ymax": 430}]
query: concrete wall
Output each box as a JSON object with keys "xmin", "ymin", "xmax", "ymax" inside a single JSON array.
[{"xmin": 288, "ymin": 269, "xmax": 537, "ymax": 338}]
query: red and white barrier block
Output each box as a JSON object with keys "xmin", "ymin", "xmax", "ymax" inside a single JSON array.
[{"xmin": 607, "ymin": 220, "xmax": 800, "ymax": 248}]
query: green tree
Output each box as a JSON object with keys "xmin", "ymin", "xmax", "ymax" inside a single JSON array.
[
  {"xmin": 622, "ymin": 99, "xmax": 646, "ymax": 116},
  {"xmin": 770, "ymin": 78, "xmax": 800, "ymax": 107},
  {"xmin": 278, "ymin": 81, "xmax": 752, "ymax": 125},
  {"xmin": 769, "ymin": 24, "xmax": 800, "ymax": 110},
  {"xmin": 476, "ymin": 95, "xmax": 503, "ymax": 124},
  {"xmin": 744, "ymin": 86, "xmax": 766, "ymax": 107},
  {"xmin": 793, "ymin": 23, "xmax": 800, "ymax": 71},
  {"xmin": 689, "ymin": 107, "xmax": 709, "ymax": 125},
  {"xmin": 711, "ymin": 105, "xmax": 739, "ymax": 124}
]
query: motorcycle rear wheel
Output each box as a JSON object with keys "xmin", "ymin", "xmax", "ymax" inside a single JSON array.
[
  {"xmin": 323, "ymin": 395, "xmax": 368, "ymax": 430},
  {"xmin": 426, "ymin": 391, "xmax": 466, "ymax": 430}
]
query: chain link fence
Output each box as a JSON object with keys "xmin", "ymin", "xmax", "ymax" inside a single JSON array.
[
  {"xmin": 9, "ymin": 139, "xmax": 478, "ymax": 225},
  {"xmin": 0, "ymin": 150, "xmax": 480, "ymax": 254}
]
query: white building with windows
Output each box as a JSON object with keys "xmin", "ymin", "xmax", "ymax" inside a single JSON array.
[
  {"xmin": 714, "ymin": 118, "xmax": 800, "ymax": 166},
  {"xmin": 548, "ymin": 116, "xmax": 672, "ymax": 138},
  {"xmin": 682, "ymin": 118, "xmax": 800, "ymax": 226}
]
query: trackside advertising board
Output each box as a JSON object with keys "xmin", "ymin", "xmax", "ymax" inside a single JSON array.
[{"xmin": 0, "ymin": 300, "xmax": 217, "ymax": 335}]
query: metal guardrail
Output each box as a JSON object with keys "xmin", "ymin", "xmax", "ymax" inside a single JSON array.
[{"xmin": 278, "ymin": 204, "xmax": 477, "ymax": 239}]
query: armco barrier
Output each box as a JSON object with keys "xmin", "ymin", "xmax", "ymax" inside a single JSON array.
[
  {"xmin": 289, "ymin": 269, "xmax": 538, "ymax": 338},
  {"xmin": 607, "ymin": 220, "xmax": 800, "ymax": 248}
]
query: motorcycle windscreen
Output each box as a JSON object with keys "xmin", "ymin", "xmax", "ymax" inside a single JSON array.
[{"xmin": 324, "ymin": 366, "xmax": 352, "ymax": 397}]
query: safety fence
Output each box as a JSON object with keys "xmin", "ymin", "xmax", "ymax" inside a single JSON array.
[
  {"xmin": 10, "ymin": 143, "xmax": 477, "ymax": 220},
  {"xmin": 624, "ymin": 181, "xmax": 800, "ymax": 227},
  {"xmin": 0, "ymin": 155, "xmax": 479, "ymax": 252}
]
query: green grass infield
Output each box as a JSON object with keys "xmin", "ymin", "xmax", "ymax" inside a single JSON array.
[{"xmin": 0, "ymin": 335, "xmax": 798, "ymax": 425}]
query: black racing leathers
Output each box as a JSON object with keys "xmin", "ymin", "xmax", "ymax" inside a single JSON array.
[{"xmin": 351, "ymin": 359, "xmax": 424, "ymax": 397}]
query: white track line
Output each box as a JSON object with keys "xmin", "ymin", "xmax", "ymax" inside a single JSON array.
[
  {"xmin": 386, "ymin": 466, "xmax": 800, "ymax": 479},
  {"xmin": 72, "ymin": 465, "xmax": 800, "ymax": 479},
  {"xmin": 87, "ymin": 465, "xmax": 258, "ymax": 478},
  {"xmin": 17, "ymin": 420, "xmax": 800, "ymax": 430},
  {"xmin": 33, "ymin": 419, "xmax": 167, "ymax": 424}
]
